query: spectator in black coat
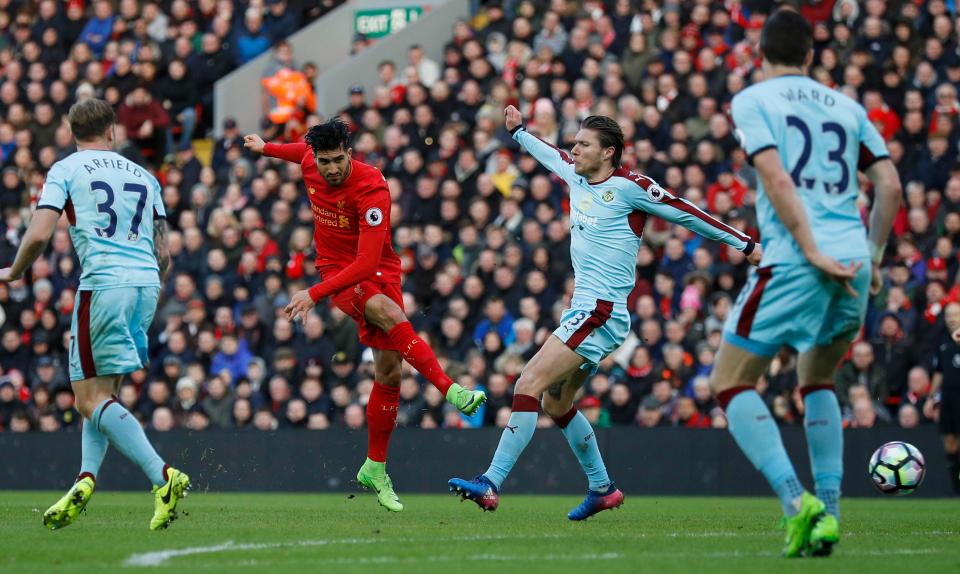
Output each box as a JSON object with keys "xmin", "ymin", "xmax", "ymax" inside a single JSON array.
[
  {"xmin": 157, "ymin": 59, "xmax": 198, "ymax": 155},
  {"xmin": 1, "ymin": 330, "xmax": 30, "ymax": 375},
  {"xmin": 195, "ymin": 33, "xmax": 233, "ymax": 129},
  {"xmin": 871, "ymin": 313, "xmax": 915, "ymax": 398},
  {"xmin": 265, "ymin": 0, "xmax": 301, "ymax": 42}
]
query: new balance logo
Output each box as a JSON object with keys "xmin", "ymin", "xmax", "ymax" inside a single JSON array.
[
  {"xmin": 806, "ymin": 419, "xmax": 828, "ymax": 427},
  {"xmin": 583, "ymin": 431, "xmax": 595, "ymax": 443},
  {"xmin": 119, "ymin": 413, "xmax": 129, "ymax": 420},
  {"xmin": 506, "ymin": 425, "xmax": 518, "ymax": 434},
  {"xmin": 756, "ymin": 415, "xmax": 769, "ymax": 421}
]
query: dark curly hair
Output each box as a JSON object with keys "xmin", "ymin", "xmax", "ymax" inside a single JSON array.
[{"xmin": 304, "ymin": 117, "xmax": 351, "ymax": 153}]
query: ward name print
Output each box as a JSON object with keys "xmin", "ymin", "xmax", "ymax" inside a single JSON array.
[{"xmin": 776, "ymin": 85, "xmax": 837, "ymax": 108}]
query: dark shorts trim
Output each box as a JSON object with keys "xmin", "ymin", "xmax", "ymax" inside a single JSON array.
[
  {"xmin": 77, "ymin": 291, "xmax": 97, "ymax": 379},
  {"xmin": 565, "ymin": 299, "xmax": 614, "ymax": 351},
  {"xmin": 735, "ymin": 266, "xmax": 774, "ymax": 338}
]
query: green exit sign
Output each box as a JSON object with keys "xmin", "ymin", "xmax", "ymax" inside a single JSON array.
[{"xmin": 354, "ymin": 6, "xmax": 424, "ymax": 39}]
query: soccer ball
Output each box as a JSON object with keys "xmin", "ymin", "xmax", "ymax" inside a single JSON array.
[{"xmin": 868, "ymin": 441, "xmax": 926, "ymax": 495}]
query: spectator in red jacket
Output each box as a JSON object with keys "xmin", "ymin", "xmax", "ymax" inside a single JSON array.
[
  {"xmin": 674, "ymin": 397, "xmax": 711, "ymax": 429},
  {"xmin": 706, "ymin": 168, "xmax": 748, "ymax": 211},
  {"xmin": 117, "ymin": 85, "xmax": 169, "ymax": 162}
]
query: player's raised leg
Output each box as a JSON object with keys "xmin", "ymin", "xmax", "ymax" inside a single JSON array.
[
  {"xmin": 364, "ymin": 294, "xmax": 486, "ymax": 414},
  {"xmin": 356, "ymin": 349, "xmax": 404, "ymax": 512},
  {"xmin": 543, "ymin": 371, "xmax": 623, "ymax": 520},
  {"xmin": 711, "ymin": 342, "xmax": 823, "ymax": 557},
  {"xmin": 449, "ymin": 335, "xmax": 582, "ymax": 510}
]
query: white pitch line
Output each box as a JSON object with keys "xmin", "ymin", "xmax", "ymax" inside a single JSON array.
[
  {"xmin": 124, "ymin": 534, "xmax": 568, "ymax": 567},
  {"xmin": 123, "ymin": 531, "xmax": 947, "ymax": 567},
  {"xmin": 123, "ymin": 530, "xmax": 732, "ymax": 567},
  {"xmin": 116, "ymin": 530, "xmax": 801, "ymax": 567},
  {"xmin": 125, "ymin": 539, "xmax": 361, "ymax": 567},
  {"xmin": 124, "ymin": 541, "xmax": 621, "ymax": 568}
]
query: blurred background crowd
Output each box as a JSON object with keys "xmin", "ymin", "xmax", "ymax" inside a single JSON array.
[{"xmin": 0, "ymin": 0, "xmax": 958, "ymax": 434}]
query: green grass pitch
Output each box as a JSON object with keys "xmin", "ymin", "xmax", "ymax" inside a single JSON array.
[{"xmin": 1, "ymin": 492, "xmax": 957, "ymax": 573}]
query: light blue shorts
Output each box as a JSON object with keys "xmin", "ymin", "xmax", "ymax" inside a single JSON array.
[
  {"xmin": 553, "ymin": 296, "xmax": 631, "ymax": 372},
  {"xmin": 69, "ymin": 286, "xmax": 160, "ymax": 381},
  {"xmin": 723, "ymin": 258, "xmax": 871, "ymax": 357}
]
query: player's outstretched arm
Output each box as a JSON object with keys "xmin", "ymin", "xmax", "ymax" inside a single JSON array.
[
  {"xmin": 753, "ymin": 149, "xmax": 859, "ymax": 296},
  {"xmin": 632, "ymin": 177, "xmax": 760, "ymax": 265},
  {"xmin": 0, "ymin": 207, "xmax": 60, "ymax": 282},
  {"xmin": 864, "ymin": 159, "xmax": 902, "ymax": 295},
  {"xmin": 244, "ymin": 134, "xmax": 308, "ymax": 163},
  {"xmin": 505, "ymin": 105, "xmax": 575, "ymax": 180},
  {"xmin": 153, "ymin": 216, "xmax": 171, "ymax": 283}
]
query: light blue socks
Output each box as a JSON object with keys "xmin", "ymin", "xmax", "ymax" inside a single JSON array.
[
  {"xmin": 726, "ymin": 390, "xmax": 804, "ymax": 516},
  {"xmin": 483, "ymin": 394, "xmax": 542, "ymax": 489},
  {"xmin": 559, "ymin": 410, "xmax": 611, "ymax": 491},
  {"xmin": 92, "ymin": 397, "xmax": 167, "ymax": 487},
  {"xmin": 79, "ymin": 418, "xmax": 109, "ymax": 480},
  {"xmin": 803, "ymin": 389, "xmax": 843, "ymax": 518},
  {"xmin": 484, "ymin": 411, "xmax": 537, "ymax": 489}
]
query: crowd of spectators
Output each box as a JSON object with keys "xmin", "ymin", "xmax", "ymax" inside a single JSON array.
[{"xmin": 1, "ymin": 0, "xmax": 959, "ymax": 435}]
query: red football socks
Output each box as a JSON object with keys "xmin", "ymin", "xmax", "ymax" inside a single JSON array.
[
  {"xmin": 366, "ymin": 382, "xmax": 400, "ymax": 463},
  {"xmin": 387, "ymin": 322, "xmax": 454, "ymax": 395}
]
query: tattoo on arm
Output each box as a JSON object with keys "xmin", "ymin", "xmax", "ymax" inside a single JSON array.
[
  {"xmin": 547, "ymin": 382, "xmax": 563, "ymax": 399},
  {"xmin": 153, "ymin": 217, "xmax": 170, "ymax": 281}
]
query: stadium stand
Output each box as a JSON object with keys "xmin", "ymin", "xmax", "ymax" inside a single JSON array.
[{"xmin": 0, "ymin": 0, "xmax": 957, "ymax": 435}]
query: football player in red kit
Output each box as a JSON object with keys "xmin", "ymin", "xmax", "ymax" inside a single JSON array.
[{"xmin": 244, "ymin": 119, "xmax": 486, "ymax": 511}]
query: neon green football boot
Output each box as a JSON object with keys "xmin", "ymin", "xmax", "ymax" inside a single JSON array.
[
  {"xmin": 43, "ymin": 476, "xmax": 96, "ymax": 530},
  {"xmin": 150, "ymin": 467, "xmax": 191, "ymax": 530},
  {"xmin": 356, "ymin": 458, "xmax": 404, "ymax": 512},
  {"xmin": 808, "ymin": 513, "xmax": 840, "ymax": 557},
  {"xmin": 446, "ymin": 383, "xmax": 487, "ymax": 416},
  {"xmin": 781, "ymin": 491, "xmax": 826, "ymax": 558}
]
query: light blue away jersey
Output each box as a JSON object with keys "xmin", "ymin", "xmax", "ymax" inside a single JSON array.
[
  {"xmin": 36, "ymin": 150, "xmax": 165, "ymax": 289},
  {"xmin": 514, "ymin": 128, "xmax": 752, "ymax": 304},
  {"xmin": 731, "ymin": 75, "xmax": 889, "ymax": 265}
]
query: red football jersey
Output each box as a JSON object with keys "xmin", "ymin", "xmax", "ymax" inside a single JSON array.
[{"xmin": 263, "ymin": 142, "xmax": 403, "ymax": 288}]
